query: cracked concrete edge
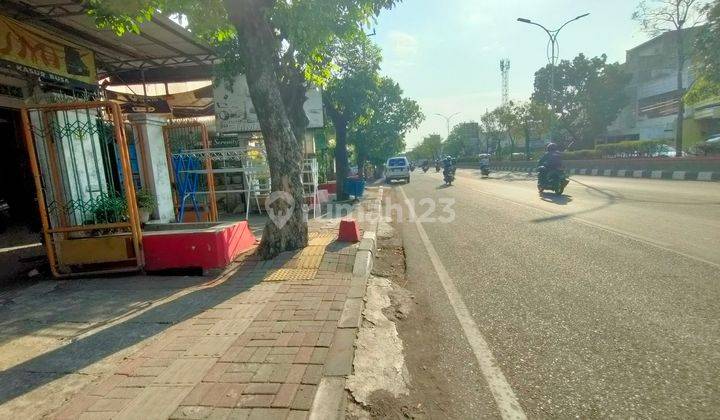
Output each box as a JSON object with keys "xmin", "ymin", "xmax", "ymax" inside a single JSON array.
[{"xmin": 309, "ymin": 187, "xmax": 383, "ymax": 420}]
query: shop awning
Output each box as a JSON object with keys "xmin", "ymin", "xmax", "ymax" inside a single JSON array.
[{"xmin": 2, "ymin": 0, "xmax": 217, "ymax": 84}]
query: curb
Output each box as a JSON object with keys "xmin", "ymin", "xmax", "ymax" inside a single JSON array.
[
  {"xmin": 487, "ymin": 167, "xmax": 719, "ymax": 181},
  {"xmin": 308, "ymin": 188, "xmax": 382, "ymax": 420}
]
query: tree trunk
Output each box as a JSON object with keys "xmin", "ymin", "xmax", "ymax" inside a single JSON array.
[
  {"xmin": 325, "ymin": 102, "xmax": 349, "ymax": 199},
  {"xmin": 675, "ymin": 28, "xmax": 685, "ymax": 157},
  {"xmin": 357, "ymin": 148, "xmax": 368, "ymax": 180},
  {"xmin": 224, "ymin": 0, "xmax": 308, "ymax": 259},
  {"xmin": 524, "ymin": 123, "xmax": 531, "ymax": 160}
]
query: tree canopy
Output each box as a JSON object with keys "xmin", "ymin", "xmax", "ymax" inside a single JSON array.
[
  {"xmin": 89, "ymin": 0, "xmax": 402, "ymax": 258},
  {"xmin": 350, "ymin": 77, "xmax": 424, "ymax": 167},
  {"xmin": 533, "ymin": 53, "xmax": 630, "ymax": 149}
]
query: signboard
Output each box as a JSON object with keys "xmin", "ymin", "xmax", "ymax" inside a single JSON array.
[
  {"xmin": 214, "ymin": 74, "xmax": 324, "ymax": 133},
  {"xmin": 0, "ymin": 15, "xmax": 96, "ymax": 87},
  {"xmin": 106, "ymin": 91, "xmax": 172, "ymax": 114}
]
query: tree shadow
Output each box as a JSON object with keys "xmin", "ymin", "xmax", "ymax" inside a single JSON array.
[{"xmin": 0, "ymin": 263, "xmax": 264, "ymax": 405}]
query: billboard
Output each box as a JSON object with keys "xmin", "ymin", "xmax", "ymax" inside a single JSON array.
[
  {"xmin": 0, "ymin": 15, "xmax": 96, "ymax": 87},
  {"xmin": 214, "ymin": 74, "xmax": 324, "ymax": 133}
]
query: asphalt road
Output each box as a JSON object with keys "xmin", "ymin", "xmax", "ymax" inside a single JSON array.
[{"xmin": 391, "ymin": 169, "xmax": 720, "ymax": 419}]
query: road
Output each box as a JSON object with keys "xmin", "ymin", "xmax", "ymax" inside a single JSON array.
[{"xmin": 390, "ymin": 169, "xmax": 720, "ymax": 418}]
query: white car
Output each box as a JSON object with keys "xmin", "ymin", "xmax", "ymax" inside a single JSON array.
[{"xmin": 385, "ymin": 156, "xmax": 410, "ymax": 183}]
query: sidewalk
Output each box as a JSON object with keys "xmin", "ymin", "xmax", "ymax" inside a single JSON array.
[{"xmin": 3, "ymin": 187, "xmax": 381, "ymax": 420}]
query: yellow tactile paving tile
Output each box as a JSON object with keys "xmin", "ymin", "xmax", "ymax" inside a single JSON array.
[{"xmin": 263, "ymin": 268, "xmax": 318, "ymax": 282}]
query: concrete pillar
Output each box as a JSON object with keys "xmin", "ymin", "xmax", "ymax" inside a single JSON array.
[{"xmin": 128, "ymin": 114, "xmax": 174, "ymax": 222}]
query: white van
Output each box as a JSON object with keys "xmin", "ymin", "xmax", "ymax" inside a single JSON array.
[{"xmin": 385, "ymin": 156, "xmax": 410, "ymax": 183}]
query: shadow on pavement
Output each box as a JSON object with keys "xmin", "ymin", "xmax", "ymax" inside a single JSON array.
[
  {"xmin": 540, "ymin": 193, "xmax": 573, "ymax": 205},
  {"xmin": 531, "ymin": 178, "xmax": 619, "ymax": 223},
  {"xmin": 0, "ymin": 259, "xmax": 264, "ymax": 405}
]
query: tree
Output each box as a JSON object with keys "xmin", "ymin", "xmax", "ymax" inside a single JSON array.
[
  {"xmin": 408, "ymin": 134, "xmax": 442, "ymax": 161},
  {"xmin": 443, "ymin": 122, "xmax": 480, "ymax": 158},
  {"xmin": 88, "ymin": 0, "xmax": 400, "ymax": 258},
  {"xmin": 323, "ymin": 36, "xmax": 382, "ymax": 197},
  {"xmin": 694, "ymin": 1, "xmax": 720, "ymax": 83},
  {"xmin": 349, "ymin": 77, "xmax": 424, "ymax": 170},
  {"xmin": 514, "ymin": 101, "xmax": 552, "ymax": 159},
  {"xmin": 633, "ymin": 0, "xmax": 708, "ymax": 156},
  {"xmin": 480, "ymin": 110, "xmax": 504, "ymax": 156},
  {"xmin": 533, "ymin": 54, "xmax": 631, "ymax": 149},
  {"xmin": 686, "ymin": 1, "xmax": 720, "ymax": 104}
]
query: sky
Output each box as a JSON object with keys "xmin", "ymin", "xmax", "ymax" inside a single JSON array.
[{"xmin": 372, "ymin": 0, "xmax": 651, "ymax": 149}]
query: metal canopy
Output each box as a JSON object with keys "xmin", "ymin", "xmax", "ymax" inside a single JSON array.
[{"xmin": 3, "ymin": 0, "xmax": 217, "ymax": 83}]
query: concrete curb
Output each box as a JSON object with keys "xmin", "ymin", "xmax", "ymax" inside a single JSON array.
[
  {"xmin": 308, "ymin": 188, "xmax": 382, "ymax": 420},
  {"xmin": 488, "ymin": 166, "xmax": 719, "ymax": 181}
]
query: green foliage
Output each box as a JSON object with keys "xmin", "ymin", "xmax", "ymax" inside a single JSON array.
[
  {"xmin": 443, "ymin": 122, "xmax": 480, "ymax": 158},
  {"xmin": 595, "ymin": 140, "xmax": 671, "ymax": 157},
  {"xmin": 407, "ymin": 134, "xmax": 442, "ymax": 161},
  {"xmin": 694, "ymin": 140, "xmax": 720, "ymax": 155},
  {"xmin": 88, "ymin": 0, "xmax": 400, "ymax": 86},
  {"xmin": 685, "ymin": 76, "xmax": 720, "ymax": 105},
  {"xmin": 135, "ymin": 189, "xmax": 158, "ymax": 211},
  {"xmin": 562, "ymin": 149, "xmax": 603, "ymax": 160},
  {"xmin": 350, "ymin": 77, "xmax": 424, "ymax": 165},
  {"xmin": 694, "ymin": 1, "xmax": 720, "ymax": 84},
  {"xmin": 323, "ymin": 36, "xmax": 383, "ymax": 126},
  {"xmin": 533, "ymin": 54, "xmax": 631, "ymax": 148}
]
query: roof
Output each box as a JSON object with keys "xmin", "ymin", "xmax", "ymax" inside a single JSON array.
[{"xmin": 3, "ymin": 0, "xmax": 217, "ymax": 84}]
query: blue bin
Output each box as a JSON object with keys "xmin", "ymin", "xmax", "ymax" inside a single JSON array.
[{"xmin": 343, "ymin": 178, "xmax": 366, "ymax": 198}]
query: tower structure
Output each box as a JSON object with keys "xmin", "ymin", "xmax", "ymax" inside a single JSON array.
[{"xmin": 500, "ymin": 59, "xmax": 510, "ymax": 106}]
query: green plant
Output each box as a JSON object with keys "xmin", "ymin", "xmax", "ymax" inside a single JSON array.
[
  {"xmin": 135, "ymin": 189, "xmax": 157, "ymax": 211},
  {"xmin": 90, "ymin": 194, "xmax": 128, "ymax": 224}
]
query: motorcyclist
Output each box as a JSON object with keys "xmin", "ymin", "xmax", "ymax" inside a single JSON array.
[
  {"xmin": 537, "ymin": 143, "xmax": 563, "ymax": 184},
  {"xmin": 442, "ymin": 155, "xmax": 456, "ymax": 185},
  {"xmin": 479, "ymin": 154, "xmax": 490, "ymax": 176}
]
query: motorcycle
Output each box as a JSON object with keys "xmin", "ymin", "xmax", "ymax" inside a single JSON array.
[
  {"xmin": 537, "ymin": 166, "xmax": 569, "ymax": 195},
  {"xmin": 443, "ymin": 167, "xmax": 456, "ymax": 186},
  {"xmin": 422, "ymin": 164, "xmax": 429, "ymax": 173},
  {"xmin": 435, "ymin": 163, "xmax": 441, "ymax": 173},
  {"xmin": 409, "ymin": 163, "xmax": 416, "ymax": 172},
  {"xmin": 480, "ymin": 165, "xmax": 490, "ymax": 177}
]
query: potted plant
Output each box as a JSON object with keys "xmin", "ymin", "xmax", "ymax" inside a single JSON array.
[{"xmin": 135, "ymin": 189, "xmax": 157, "ymax": 223}]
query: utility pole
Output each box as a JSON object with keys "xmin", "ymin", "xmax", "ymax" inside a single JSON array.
[
  {"xmin": 517, "ymin": 13, "xmax": 589, "ymax": 141},
  {"xmin": 435, "ymin": 112, "xmax": 460, "ymax": 157},
  {"xmin": 500, "ymin": 59, "xmax": 510, "ymax": 107}
]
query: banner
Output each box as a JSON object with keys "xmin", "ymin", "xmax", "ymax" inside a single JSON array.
[
  {"xmin": 0, "ymin": 15, "xmax": 96, "ymax": 87},
  {"xmin": 214, "ymin": 74, "xmax": 324, "ymax": 133}
]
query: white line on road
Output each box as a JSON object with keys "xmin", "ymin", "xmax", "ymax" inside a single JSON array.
[{"xmin": 398, "ymin": 186, "xmax": 527, "ymax": 420}]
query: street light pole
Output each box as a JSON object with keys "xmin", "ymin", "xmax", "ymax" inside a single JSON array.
[
  {"xmin": 435, "ymin": 112, "xmax": 460, "ymax": 157},
  {"xmin": 517, "ymin": 13, "xmax": 589, "ymax": 142}
]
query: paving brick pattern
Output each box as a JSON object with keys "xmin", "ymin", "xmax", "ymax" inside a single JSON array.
[{"xmin": 51, "ymin": 226, "xmax": 365, "ymax": 420}]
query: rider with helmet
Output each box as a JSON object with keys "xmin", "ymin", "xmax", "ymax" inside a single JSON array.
[{"xmin": 537, "ymin": 143, "xmax": 563, "ymax": 184}]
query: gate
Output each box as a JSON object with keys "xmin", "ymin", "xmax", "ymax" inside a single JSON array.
[{"xmin": 21, "ymin": 101, "xmax": 143, "ymax": 277}]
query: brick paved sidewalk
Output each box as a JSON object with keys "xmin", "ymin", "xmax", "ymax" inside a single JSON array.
[{"xmin": 49, "ymin": 190, "xmax": 381, "ymax": 420}]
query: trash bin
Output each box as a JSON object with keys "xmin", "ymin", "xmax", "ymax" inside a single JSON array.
[{"xmin": 343, "ymin": 178, "xmax": 366, "ymax": 198}]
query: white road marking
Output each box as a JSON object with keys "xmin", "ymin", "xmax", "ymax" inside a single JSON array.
[
  {"xmin": 0, "ymin": 243, "xmax": 42, "ymax": 254},
  {"xmin": 398, "ymin": 186, "xmax": 527, "ymax": 420}
]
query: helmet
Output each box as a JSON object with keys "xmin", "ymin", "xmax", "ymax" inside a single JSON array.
[{"xmin": 546, "ymin": 143, "xmax": 559, "ymax": 152}]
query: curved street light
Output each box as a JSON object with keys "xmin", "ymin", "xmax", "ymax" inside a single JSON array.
[
  {"xmin": 517, "ymin": 13, "xmax": 590, "ymax": 139},
  {"xmin": 435, "ymin": 112, "xmax": 461, "ymax": 156}
]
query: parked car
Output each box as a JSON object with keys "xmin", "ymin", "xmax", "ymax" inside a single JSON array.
[
  {"xmin": 704, "ymin": 134, "xmax": 720, "ymax": 144},
  {"xmin": 385, "ymin": 156, "xmax": 410, "ymax": 184},
  {"xmin": 650, "ymin": 144, "xmax": 678, "ymax": 158}
]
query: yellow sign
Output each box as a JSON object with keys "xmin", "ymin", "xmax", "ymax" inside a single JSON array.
[{"xmin": 0, "ymin": 15, "xmax": 96, "ymax": 86}]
